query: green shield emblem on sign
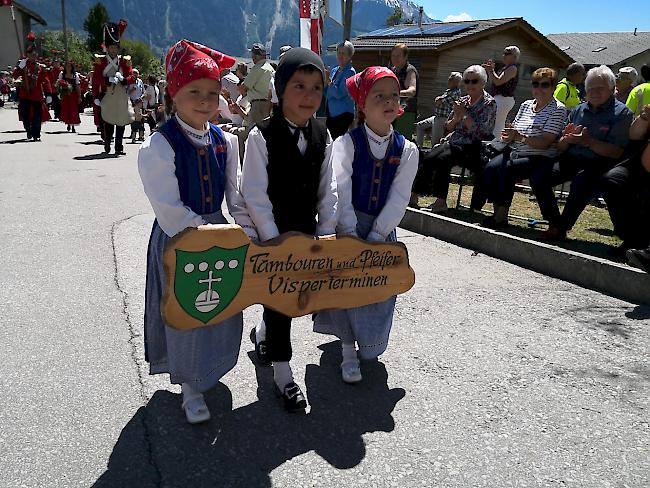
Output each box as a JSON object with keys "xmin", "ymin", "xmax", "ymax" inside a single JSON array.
[{"xmin": 174, "ymin": 244, "xmax": 249, "ymax": 323}]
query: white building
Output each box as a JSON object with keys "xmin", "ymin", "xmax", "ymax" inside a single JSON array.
[{"xmin": 0, "ymin": 2, "xmax": 47, "ymax": 70}]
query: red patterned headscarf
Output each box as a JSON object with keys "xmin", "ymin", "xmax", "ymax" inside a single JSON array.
[
  {"xmin": 165, "ymin": 39, "xmax": 236, "ymax": 98},
  {"xmin": 346, "ymin": 66, "xmax": 403, "ymax": 115}
]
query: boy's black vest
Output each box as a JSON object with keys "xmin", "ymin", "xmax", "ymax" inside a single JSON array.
[{"xmin": 257, "ymin": 113, "xmax": 328, "ymax": 235}]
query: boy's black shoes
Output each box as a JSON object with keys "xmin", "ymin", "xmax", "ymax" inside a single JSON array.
[
  {"xmin": 274, "ymin": 381, "xmax": 307, "ymax": 413},
  {"xmin": 627, "ymin": 248, "xmax": 650, "ymax": 273},
  {"xmin": 249, "ymin": 327, "xmax": 271, "ymax": 366}
]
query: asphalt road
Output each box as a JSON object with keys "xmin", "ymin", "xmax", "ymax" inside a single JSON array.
[{"xmin": 0, "ymin": 107, "xmax": 648, "ymax": 488}]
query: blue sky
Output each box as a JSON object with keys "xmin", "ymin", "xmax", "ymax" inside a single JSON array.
[{"xmin": 419, "ymin": 0, "xmax": 650, "ymax": 34}]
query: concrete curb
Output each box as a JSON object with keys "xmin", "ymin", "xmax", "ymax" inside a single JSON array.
[{"xmin": 400, "ymin": 208, "xmax": 650, "ymax": 305}]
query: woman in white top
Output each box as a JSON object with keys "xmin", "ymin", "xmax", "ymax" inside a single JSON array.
[{"xmin": 482, "ymin": 67, "xmax": 567, "ymax": 228}]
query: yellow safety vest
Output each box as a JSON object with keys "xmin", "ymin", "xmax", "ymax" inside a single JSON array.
[
  {"xmin": 554, "ymin": 78, "xmax": 581, "ymax": 109},
  {"xmin": 626, "ymin": 82, "xmax": 650, "ymax": 115}
]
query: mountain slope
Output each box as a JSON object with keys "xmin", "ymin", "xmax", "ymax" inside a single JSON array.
[{"xmin": 21, "ymin": 0, "xmax": 434, "ymax": 58}]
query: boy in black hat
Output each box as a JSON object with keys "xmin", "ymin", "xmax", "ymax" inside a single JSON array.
[{"xmin": 241, "ymin": 47, "xmax": 337, "ymax": 412}]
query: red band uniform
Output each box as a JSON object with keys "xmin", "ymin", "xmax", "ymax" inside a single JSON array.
[{"xmin": 13, "ymin": 46, "xmax": 52, "ymax": 141}]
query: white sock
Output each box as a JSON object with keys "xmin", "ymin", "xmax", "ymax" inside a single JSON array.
[
  {"xmin": 342, "ymin": 342, "xmax": 358, "ymax": 363},
  {"xmin": 273, "ymin": 361, "xmax": 294, "ymax": 389},
  {"xmin": 181, "ymin": 382, "xmax": 202, "ymax": 399},
  {"xmin": 255, "ymin": 318, "xmax": 266, "ymax": 342}
]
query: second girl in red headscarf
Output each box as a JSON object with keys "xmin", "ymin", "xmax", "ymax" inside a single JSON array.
[{"xmin": 314, "ymin": 67, "xmax": 419, "ymax": 384}]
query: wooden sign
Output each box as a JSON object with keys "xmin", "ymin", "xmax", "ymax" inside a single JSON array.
[{"xmin": 162, "ymin": 225, "xmax": 416, "ymax": 330}]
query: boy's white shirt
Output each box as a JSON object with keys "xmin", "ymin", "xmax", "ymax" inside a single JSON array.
[
  {"xmin": 241, "ymin": 122, "xmax": 337, "ymax": 242},
  {"xmin": 333, "ymin": 123, "xmax": 419, "ymax": 241},
  {"xmin": 137, "ymin": 114, "xmax": 258, "ymax": 240}
]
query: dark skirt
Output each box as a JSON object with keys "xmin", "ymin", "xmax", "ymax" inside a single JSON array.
[
  {"xmin": 144, "ymin": 211, "xmax": 243, "ymax": 392},
  {"xmin": 313, "ymin": 211, "xmax": 397, "ymax": 359}
]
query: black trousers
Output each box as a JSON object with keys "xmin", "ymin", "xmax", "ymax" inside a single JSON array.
[
  {"xmin": 601, "ymin": 159, "xmax": 650, "ymax": 247},
  {"xmin": 413, "ymin": 142, "xmax": 487, "ymax": 210},
  {"xmin": 483, "ymin": 151, "xmax": 551, "ymax": 207},
  {"xmin": 103, "ymin": 122, "xmax": 125, "ymax": 151},
  {"xmin": 263, "ymin": 220, "xmax": 316, "ymax": 363},
  {"xmin": 326, "ymin": 112, "xmax": 354, "ymax": 140},
  {"xmin": 18, "ymin": 98, "xmax": 43, "ymax": 139},
  {"xmin": 263, "ymin": 307, "xmax": 293, "ymax": 362},
  {"xmin": 50, "ymin": 93, "xmax": 61, "ymax": 119},
  {"xmin": 529, "ymin": 153, "xmax": 617, "ymax": 230}
]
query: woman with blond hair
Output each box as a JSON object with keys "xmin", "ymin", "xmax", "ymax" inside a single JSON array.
[{"xmin": 482, "ymin": 67, "xmax": 567, "ymax": 228}]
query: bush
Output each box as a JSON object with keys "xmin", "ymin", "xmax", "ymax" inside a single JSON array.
[
  {"xmin": 120, "ymin": 39, "xmax": 162, "ymax": 78},
  {"xmin": 39, "ymin": 31, "xmax": 93, "ymax": 73}
]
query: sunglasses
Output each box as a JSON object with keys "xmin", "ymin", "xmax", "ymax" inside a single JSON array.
[
  {"xmin": 531, "ymin": 81, "xmax": 553, "ymax": 89},
  {"xmin": 463, "ymin": 78, "xmax": 480, "ymax": 85}
]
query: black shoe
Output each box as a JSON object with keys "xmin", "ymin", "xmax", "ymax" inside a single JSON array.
[
  {"xmin": 71, "ymin": 126, "xmax": 76, "ymax": 133},
  {"xmin": 274, "ymin": 381, "xmax": 307, "ymax": 412},
  {"xmin": 104, "ymin": 144, "xmax": 111, "ymax": 154},
  {"xmin": 249, "ymin": 327, "xmax": 271, "ymax": 366},
  {"xmin": 626, "ymin": 248, "xmax": 650, "ymax": 273},
  {"xmin": 482, "ymin": 216, "xmax": 509, "ymax": 229},
  {"xmin": 33, "ymin": 137, "xmax": 41, "ymax": 142},
  {"xmin": 608, "ymin": 242, "xmax": 631, "ymax": 258},
  {"xmin": 115, "ymin": 148, "xmax": 126, "ymax": 155}
]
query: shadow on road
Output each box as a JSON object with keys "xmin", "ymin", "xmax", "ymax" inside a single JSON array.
[
  {"xmin": 1, "ymin": 129, "xmax": 25, "ymax": 134},
  {"xmin": 625, "ymin": 304, "xmax": 650, "ymax": 320},
  {"xmin": 77, "ymin": 140, "xmax": 105, "ymax": 146},
  {"xmin": 0, "ymin": 138, "xmax": 32, "ymax": 144},
  {"xmin": 44, "ymin": 130, "xmax": 74, "ymax": 134},
  {"xmin": 73, "ymin": 153, "xmax": 119, "ymax": 160},
  {"xmin": 92, "ymin": 340, "xmax": 405, "ymax": 488}
]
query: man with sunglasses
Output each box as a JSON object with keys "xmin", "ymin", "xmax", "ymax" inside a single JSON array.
[
  {"xmin": 615, "ymin": 67, "xmax": 638, "ymax": 104},
  {"xmin": 530, "ymin": 65, "xmax": 633, "ymax": 241}
]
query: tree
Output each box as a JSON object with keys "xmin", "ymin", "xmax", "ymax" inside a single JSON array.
[
  {"xmin": 39, "ymin": 31, "xmax": 93, "ymax": 73},
  {"xmin": 386, "ymin": 6, "xmax": 403, "ymax": 26},
  {"xmin": 83, "ymin": 2, "xmax": 109, "ymax": 52},
  {"xmin": 120, "ymin": 39, "xmax": 162, "ymax": 78}
]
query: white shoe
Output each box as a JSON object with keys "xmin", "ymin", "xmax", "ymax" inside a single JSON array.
[
  {"xmin": 341, "ymin": 359, "xmax": 362, "ymax": 384},
  {"xmin": 182, "ymin": 392, "xmax": 211, "ymax": 424}
]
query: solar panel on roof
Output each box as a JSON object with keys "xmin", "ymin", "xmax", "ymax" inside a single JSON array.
[
  {"xmin": 360, "ymin": 23, "xmax": 478, "ymax": 38},
  {"xmin": 421, "ymin": 24, "xmax": 477, "ymax": 36}
]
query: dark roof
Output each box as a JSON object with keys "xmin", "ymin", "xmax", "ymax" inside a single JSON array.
[
  {"xmin": 337, "ymin": 18, "xmax": 516, "ymax": 50},
  {"xmin": 547, "ymin": 31, "xmax": 650, "ymax": 66},
  {"xmin": 332, "ymin": 17, "xmax": 572, "ymax": 64},
  {"xmin": 14, "ymin": 1, "xmax": 47, "ymax": 26}
]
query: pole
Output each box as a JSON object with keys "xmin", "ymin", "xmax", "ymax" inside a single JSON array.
[
  {"xmin": 11, "ymin": 5, "xmax": 23, "ymax": 57},
  {"xmin": 61, "ymin": 0, "xmax": 69, "ymax": 63},
  {"xmin": 343, "ymin": 0, "xmax": 353, "ymax": 40}
]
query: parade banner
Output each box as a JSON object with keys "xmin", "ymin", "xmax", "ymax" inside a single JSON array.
[{"xmin": 162, "ymin": 225, "xmax": 415, "ymax": 330}]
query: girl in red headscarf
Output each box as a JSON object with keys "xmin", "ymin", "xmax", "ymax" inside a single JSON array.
[
  {"xmin": 137, "ymin": 40, "xmax": 258, "ymax": 424},
  {"xmin": 314, "ymin": 67, "xmax": 419, "ymax": 384}
]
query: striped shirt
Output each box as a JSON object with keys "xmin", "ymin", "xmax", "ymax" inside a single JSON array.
[{"xmin": 510, "ymin": 98, "xmax": 567, "ymax": 157}]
